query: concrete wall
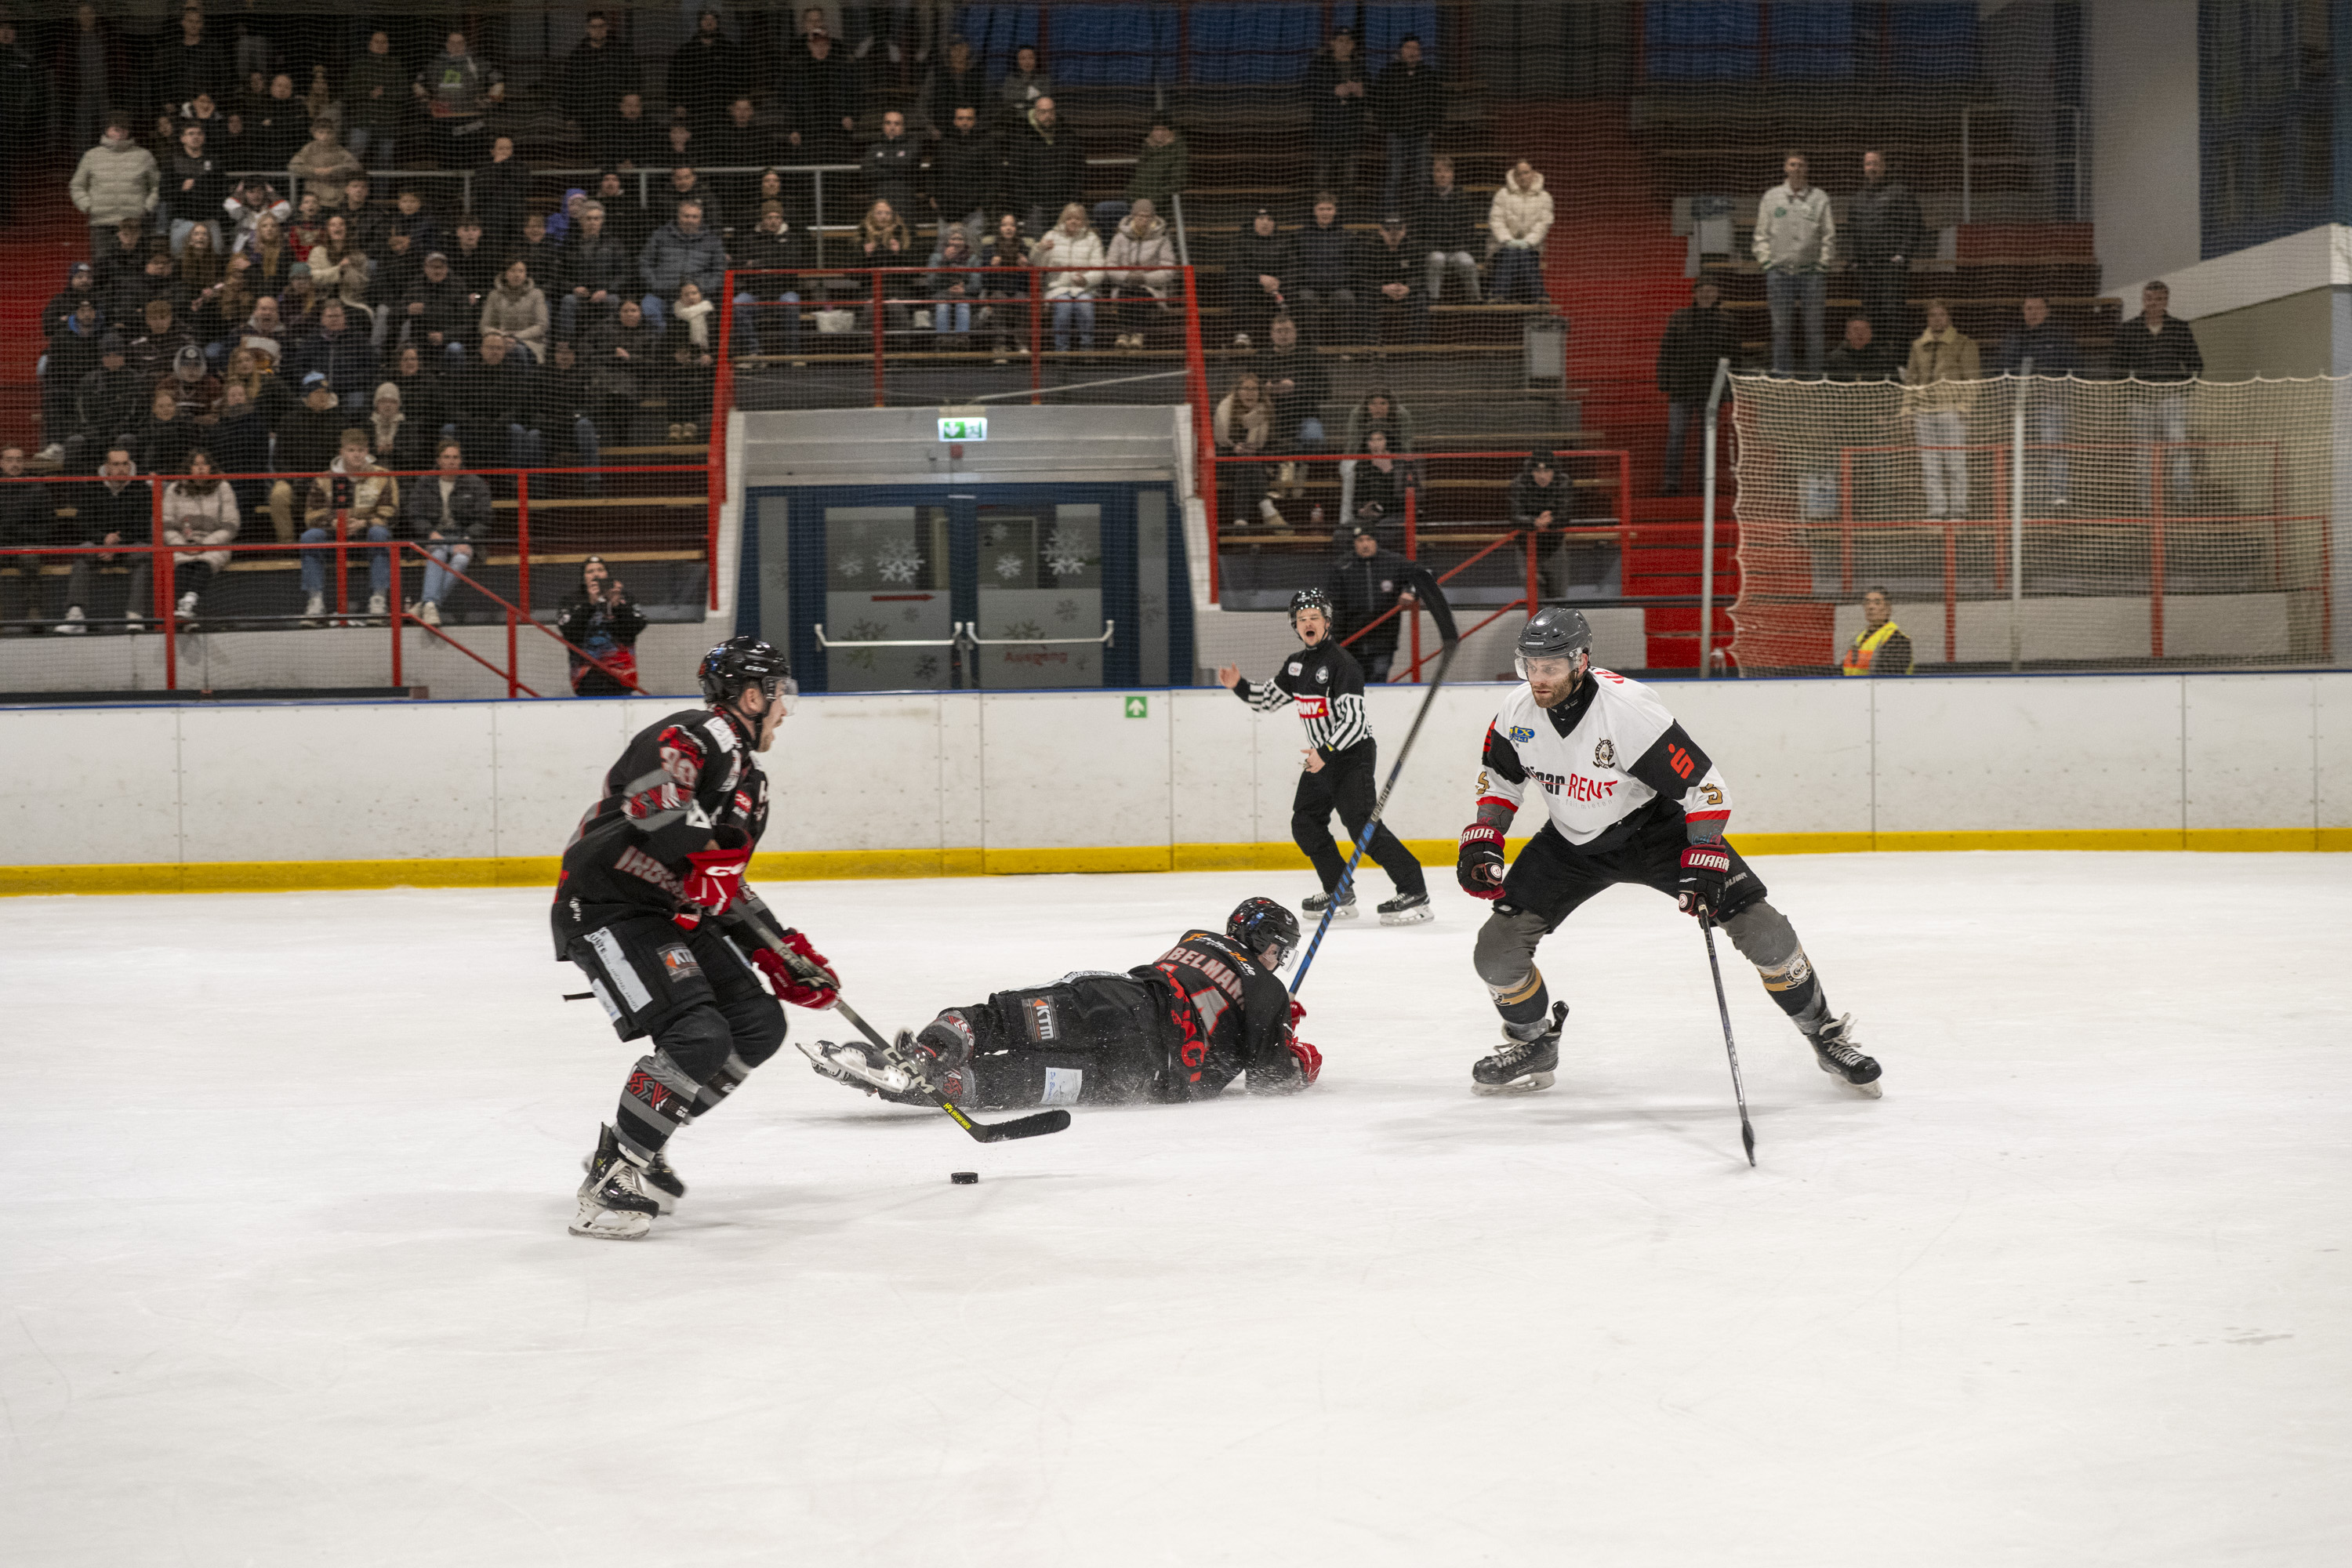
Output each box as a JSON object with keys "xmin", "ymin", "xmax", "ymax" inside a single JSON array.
[
  {"xmin": 5, "ymin": 671, "xmax": 2347, "ymax": 892},
  {"xmin": 2088, "ymin": 0, "xmax": 2202, "ymax": 294}
]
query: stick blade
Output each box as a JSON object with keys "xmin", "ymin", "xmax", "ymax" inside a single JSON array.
[
  {"xmin": 969, "ymin": 1108, "xmax": 1072, "ymax": 1142},
  {"xmin": 1740, "ymin": 1117, "xmax": 1757, "ymax": 1167}
]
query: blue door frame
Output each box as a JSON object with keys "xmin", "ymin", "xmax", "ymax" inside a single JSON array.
[{"xmin": 741, "ymin": 482, "xmax": 1190, "ymax": 692}]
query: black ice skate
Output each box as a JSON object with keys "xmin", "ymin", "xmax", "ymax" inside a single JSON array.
[
  {"xmin": 1472, "ymin": 1001, "xmax": 1568, "ymax": 1095},
  {"xmin": 1377, "ymin": 891, "xmax": 1434, "ymax": 926},
  {"xmin": 571, "ymin": 1123, "xmax": 663, "ymax": 1240},
  {"xmin": 579, "ymin": 1144, "xmax": 684, "ymax": 1214},
  {"xmin": 1806, "ymin": 1013, "xmax": 1882, "ymax": 1098},
  {"xmin": 1302, "ymin": 887, "xmax": 1358, "ymax": 920},
  {"xmin": 798, "ymin": 1033, "xmax": 949, "ymax": 1106}
]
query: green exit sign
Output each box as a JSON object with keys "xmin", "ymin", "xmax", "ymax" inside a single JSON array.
[
  {"xmin": 938, "ymin": 416, "xmax": 989, "ymax": 441},
  {"xmin": 1124, "ymin": 695, "xmax": 1149, "ymax": 718}
]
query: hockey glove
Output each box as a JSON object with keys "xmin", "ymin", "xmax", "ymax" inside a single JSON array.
[
  {"xmin": 674, "ymin": 840, "xmax": 753, "ymax": 931},
  {"xmin": 1457, "ymin": 822, "xmax": 1508, "ymax": 898},
  {"xmin": 750, "ymin": 928, "xmax": 840, "ymax": 1009},
  {"xmin": 1677, "ymin": 843, "xmax": 1733, "ymax": 919},
  {"xmin": 1287, "ymin": 1038, "xmax": 1323, "ymax": 1087},
  {"xmin": 1287, "ymin": 996, "xmax": 1307, "ymax": 1029}
]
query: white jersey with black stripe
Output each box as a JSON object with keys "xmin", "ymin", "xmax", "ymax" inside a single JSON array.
[
  {"xmin": 1474, "ymin": 669, "xmax": 1732, "ymax": 851},
  {"xmin": 1234, "ymin": 641, "xmax": 1373, "ymax": 754}
]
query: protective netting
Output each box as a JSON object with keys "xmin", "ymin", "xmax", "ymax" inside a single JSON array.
[{"xmin": 1727, "ymin": 372, "xmax": 2347, "ymax": 673}]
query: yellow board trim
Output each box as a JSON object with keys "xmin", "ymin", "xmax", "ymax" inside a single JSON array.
[{"xmin": 4, "ymin": 829, "xmax": 2346, "ymax": 896}]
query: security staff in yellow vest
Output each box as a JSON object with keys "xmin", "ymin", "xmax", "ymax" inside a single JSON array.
[{"xmin": 1840, "ymin": 586, "xmax": 1915, "ymax": 675}]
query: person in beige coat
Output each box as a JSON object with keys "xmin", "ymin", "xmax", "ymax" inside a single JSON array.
[
  {"xmin": 481, "ymin": 259, "xmax": 550, "ymax": 361},
  {"xmin": 1488, "ymin": 160, "xmax": 1553, "ymax": 304},
  {"xmin": 1903, "ymin": 299, "xmax": 1981, "ymax": 519},
  {"xmin": 287, "ymin": 121, "xmax": 364, "ymax": 209},
  {"xmin": 1105, "ymin": 198, "xmax": 1176, "ymax": 347},
  {"xmin": 160, "ymin": 449, "xmax": 241, "ymax": 621},
  {"xmin": 1214, "ymin": 372, "xmax": 1280, "ymax": 526}
]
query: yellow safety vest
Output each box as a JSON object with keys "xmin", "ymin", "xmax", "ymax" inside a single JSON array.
[{"xmin": 1841, "ymin": 619, "xmax": 1911, "ymax": 676}]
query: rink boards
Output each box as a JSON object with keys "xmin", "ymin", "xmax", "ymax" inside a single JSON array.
[{"xmin": 3, "ymin": 670, "xmax": 2349, "ymax": 894}]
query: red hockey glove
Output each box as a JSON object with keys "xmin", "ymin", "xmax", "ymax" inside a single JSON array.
[
  {"xmin": 1287, "ymin": 1038, "xmax": 1323, "ymax": 1087},
  {"xmin": 1457, "ymin": 822, "xmax": 1508, "ymax": 898},
  {"xmin": 750, "ymin": 928, "xmax": 839, "ymax": 1009},
  {"xmin": 1287, "ymin": 996, "xmax": 1307, "ymax": 1029},
  {"xmin": 673, "ymin": 841, "xmax": 753, "ymax": 931},
  {"xmin": 1677, "ymin": 843, "xmax": 1733, "ymax": 919}
]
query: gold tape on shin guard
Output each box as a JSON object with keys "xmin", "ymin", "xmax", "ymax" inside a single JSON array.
[
  {"xmin": 1489, "ymin": 967, "xmax": 1547, "ymax": 1006},
  {"xmin": 1755, "ymin": 946, "xmax": 1814, "ymax": 993}
]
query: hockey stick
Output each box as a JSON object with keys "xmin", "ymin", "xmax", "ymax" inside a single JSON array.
[
  {"xmin": 1289, "ymin": 641, "xmax": 1460, "ymax": 999},
  {"xmin": 1698, "ymin": 913, "xmax": 1757, "ymax": 1167},
  {"xmin": 728, "ymin": 909, "xmax": 1072, "ymax": 1144}
]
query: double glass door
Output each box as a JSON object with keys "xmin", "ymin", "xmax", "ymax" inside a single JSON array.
[{"xmin": 758, "ymin": 484, "xmax": 1183, "ymax": 693}]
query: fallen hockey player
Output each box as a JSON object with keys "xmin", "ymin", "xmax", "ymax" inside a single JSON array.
[{"xmin": 800, "ymin": 898, "xmax": 1323, "ymax": 1109}]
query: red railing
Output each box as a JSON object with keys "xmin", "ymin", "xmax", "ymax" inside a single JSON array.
[
  {"xmin": 0, "ymin": 466, "xmax": 704, "ymax": 695},
  {"xmin": 1811, "ymin": 437, "xmax": 2315, "ymax": 662}
]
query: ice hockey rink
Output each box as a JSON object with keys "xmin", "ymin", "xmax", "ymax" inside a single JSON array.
[{"xmin": 5, "ymin": 851, "xmax": 2348, "ymax": 1566}]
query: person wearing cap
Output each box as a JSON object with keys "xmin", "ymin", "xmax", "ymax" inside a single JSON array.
[
  {"xmin": 1226, "ymin": 206, "xmax": 1294, "ymax": 348},
  {"xmin": 1094, "ymin": 114, "xmax": 1187, "ymax": 242},
  {"xmin": 402, "ymin": 249, "xmax": 474, "ymax": 363},
  {"xmin": 267, "ymin": 373, "xmax": 349, "ymax": 542},
  {"xmin": 557, "ymin": 554, "xmax": 646, "ymax": 695},
  {"xmin": 1359, "ymin": 209, "xmax": 1426, "ymax": 347},
  {"xmin": 42, "ymin": 298, "xmax": 108, "ymax": 463},
  {"xmin": 1324, "ymin": 517, "xmax": 1457, "ymax": 684},
  {"xmin": 1508, "ymin": 448, "xmax": 1585, "ymax": 598},
  {"xmin": 67, "ymin": 332, "xmax": 143, "ymax": 473},
  {"xmin": 167, "ymin": 342, "xmax": 221, "ymax": 420},
  {"xmin": 289, "ymin": 299, "xmax": 378, "ymax": 412},
  {"xmin": 784, "ymin": 16, "xmax": 860, "ymax": 167},
  {"xmin": 42, "ymin": 261, "xmax": 104, "ymax": 342}
]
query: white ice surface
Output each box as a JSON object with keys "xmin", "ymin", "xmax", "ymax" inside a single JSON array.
[{"xmin": 5, "ymin": 855, "xmax": 2350, "ymax": 1566}]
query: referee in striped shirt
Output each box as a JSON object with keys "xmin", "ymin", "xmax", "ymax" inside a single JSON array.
[{"xmin": 1216, "ymin": 588, "xmax": 1434, "ymax": 924}]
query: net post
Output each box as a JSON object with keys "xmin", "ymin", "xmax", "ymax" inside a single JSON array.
[
  {"xmin": 1181, "ymin": 263, "xmax": 1221, "ymax": 604},
  {"xmin": 507, "ymin": 608, "xmax": 519, "ymax": 699},
  {"xmin": 711, "ymin": 266, "xmax": 734, "ymax": 612},
  {"xmin": 1944, "ymin": 520, "xmax": 1958, "ymax": 665},
  {"xmin": 1699, "ymin": 357, "xmax": 1730, "ymax": 678},
  {"xmin": 1406, "ymin": 484, "xmax": 1421, "ymax": 681},
  {"xmin": 335, "ymin": 504, "xmax": 350, "ymax": 620},
  {"xmin": 2010, "ymin": 358, "xmax": 2031, "ymax": 671},
  {"xmin": 2151, "ymin": 445, "xmax": 2168, "ymax": 660}
]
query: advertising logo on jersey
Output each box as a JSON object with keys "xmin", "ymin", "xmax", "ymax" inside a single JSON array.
[
  {"xmin": 1025, "ymin": 996, "xmax": 1058, "ymax": 1043},
  {"xmin": 1508, "ymin": 725, "xmax": 1535, "ymax": 744},
  {"xmin": 1287, "ymin": 661, "xmax": 1303, "ymax": 676},
  {"xmin": 658, "ymin": 945, "xmax": 703, "ymax": 981},
  {"xmin": 1530, "ymin": 768, "xmax": 1617, "ymax": 804},
  {"xmin": 1593, "ymin": 738, "xmax": 1616, "ymax": 768}
]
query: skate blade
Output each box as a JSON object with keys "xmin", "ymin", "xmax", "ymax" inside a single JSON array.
[
  {"xmin": 569, "ymin": 1203, "xmax": 652, "ymax": 1240},
  {"xmin": 1472, "ymin": 1071, "xmax": 1555, "ymax": 1096},
  {"xmin": 1847, "ymin": 1078, "xmax": 1884, "ymax": 1099},
  {"xmin": 1378, "ymin": 905, "xmax": 1435, "ymax": 926},
  {"xmin": 797, "ymin": 1038, "xmax": 913, "ymax": 1097}
]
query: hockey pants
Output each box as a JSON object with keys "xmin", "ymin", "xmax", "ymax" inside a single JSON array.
[
  {"xmin": 1471, "ymin": 816, "xmax": 1828, "ymax": 1037},
  {"xmin": 1294, "ymin": 739, "xmax": 1428, "ymax": 899},
  {"xmin": 922, "ymin": 974, "xmax": 1180, "ymax": 1110},
  {"xmin": 567, "ymin": 913, "xmax": 787, "ymax": 1162}
]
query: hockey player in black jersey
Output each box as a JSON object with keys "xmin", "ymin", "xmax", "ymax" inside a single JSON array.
[
  {"xmin": 800, "ymin": 898, "xmax": 1323, "ymax": 1109},
  {"xmin": 557, "ymin": 635, "xmax": 845, "ymax": 1240},
  {"xmin": 1454, "ymin": 608, "xmax": 1882, "ymax": 1098},
  {"xmin": 1215, "ymin": 587, "xmax": 1434, "ymax": 925}
]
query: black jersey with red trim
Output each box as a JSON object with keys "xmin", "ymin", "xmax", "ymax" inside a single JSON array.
[
  {"xmin": 1134, "ymin": 928, "xmax": 1302, "ymax": 1098},
  {"xmin": 1232, "ymin": 641, "xmax": 1372, "ymax": 755},
  {"xmin": 550, "ymin": 705, "xmax": 771, "ymax": 955}
]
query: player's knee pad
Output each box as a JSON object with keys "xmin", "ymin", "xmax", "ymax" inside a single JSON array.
[
  {"xmin": 919, "ymin": 1011, "xmax": 978, "ymax": 1070},
  {"xmin": 1472, "ymin": 908, "xmax": 1549, "ymax": 993},
  {"xmin": 1722, "ymin": 899, "xmax": 1798, "ymax": 968},
  {"xmin": 729, "ymin": 997, "xmax": 787, "ymax": 1069}
]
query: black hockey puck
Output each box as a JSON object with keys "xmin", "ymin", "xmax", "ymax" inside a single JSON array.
[{"xmin": 950, "ymin": 1171, "xmax": 979, "ymax": 1185}]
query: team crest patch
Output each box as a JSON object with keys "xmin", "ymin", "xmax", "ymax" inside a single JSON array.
[
  {"xmin": 1025, "ymin": 996, "xmax": 1059, "ymax": 1042},
  {"xmin": 1316, "ymin": 666, "xmax": 1330, "ymax": 683},
  {"xmin": 1594, "ymin": 739, "xmax": 1617, "ymax": 768},
  {"xmin": 658, "ymin": 945, "xmax": 702, "ymax": 980},
  {"xmin": 1287, "ymin": 661, "xmax": 1303, "ymax": 675},
  {"xmin": 1508, "ymin": 725, "xmax": 1535, "ymax": 743}
]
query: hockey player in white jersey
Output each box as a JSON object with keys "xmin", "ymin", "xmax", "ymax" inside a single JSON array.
[{"xmin": 1454, "ymin": 608, "xmax": 1881, "ymax": 1097}]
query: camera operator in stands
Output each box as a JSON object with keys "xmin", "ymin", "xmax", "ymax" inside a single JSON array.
[{"xmin": 559, "ymin": 554, "xmax": 644, "ymax": 695}]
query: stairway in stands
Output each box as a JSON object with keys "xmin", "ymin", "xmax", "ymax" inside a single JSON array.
[
  {"xmin": 1504, "ymin": 103, "xmax": 1736, "ymax": 670},
  {"xmin": 1, "ymin": 179, "xmax": 87, "ymax": 450}
]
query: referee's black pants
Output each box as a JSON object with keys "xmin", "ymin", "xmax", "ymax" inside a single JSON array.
[{"xmin": 1293, "ymin": 739, "xmax": 1428, "ymax": 899}]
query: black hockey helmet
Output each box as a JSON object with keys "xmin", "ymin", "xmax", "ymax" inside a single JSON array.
[
  {"xmin": 1229, "ymin": 896, "xmax": 1302, "ymax": 970},
  {"xmin": 1515, "ymin": 606, "xmax": 1593, "ymax": 678},
  {"xmin": 1288, "ymin": 586, "xmax": 1332, "ymax": 626},
  {"xmin": 699, "ymin": 634, "xmax": 795, "ymax": 709}
]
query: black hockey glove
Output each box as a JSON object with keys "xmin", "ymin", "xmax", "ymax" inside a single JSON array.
[
  {"xmin": 1677, "ymin": 843, "xmax": 1732, "ymax": 919},
  {"xmin": 1457, "ymin": 822, "xmax": 1507, "ymax": 899}
]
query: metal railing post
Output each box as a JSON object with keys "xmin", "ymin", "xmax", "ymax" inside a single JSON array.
[
  {"xmin": 1699, "ymin": 357, "xmax": 1730, "ymax": 678},
  {"xmin": 2010, "ymin": 358, "xmax": 2031, "ymax": 670},
  {"xmin": 507, "ymin": 608, "xmax": 519, "ymax": 699},
  {"xmin": 1029, "ymin": 267, "xmax": 1044, "ymax": 402},
  {"xmin": 871, "ymin": 270, "xmax": 887, "ymax": 407},
  {"xmin": 1406, "ymin": 484, "xmax": 1421, "ymax": 680},
  {"xmin": 517, "ymin": 470, "xmax": 532, "ymax": 627},
  {"xmin": 151, "ymin": 485, "xmax": 175, "ymax": 689},
  {"xmin": 334, "ymin": 503, "xmax": 350, "ymax": 620},
  {"xmin": 390, "ymin": 544, "xmax": 404, "ymax": 690}
]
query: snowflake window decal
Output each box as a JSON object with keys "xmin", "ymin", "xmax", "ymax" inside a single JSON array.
[
  {"xmin": 994, "ymin": 553, "xmax": 1025, "ymax": 580},
  {"xmin": 1043, "ymin": 526, "xmax": 1092, "ymax": 579},
  {"xmin": 836, "ymin": 555, "xmax": 865, "ymax": 580},
  {"xmin": 1054, "ymin": 598, "xmax": 1080, "ymax": 622},
  {"xmin": 875, "ymin": 542, "xmax": 921, "ymax": 583}
]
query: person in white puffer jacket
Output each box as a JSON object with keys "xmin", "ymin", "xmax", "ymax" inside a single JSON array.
[
  {"xmin": 1487, "ymin": 160, "xmax": 1553, "ymax": 305},
  {"xmin": 1753, "ymin": 151, "xmax": 1838, "ymax": 376},
  {"xmin": 161, "ymin": 448, "xmax": 241, "ymax": 622},
  {"xmin": 1032, "ymin": 202, "xmax": 1105, "ymax": 352}
]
